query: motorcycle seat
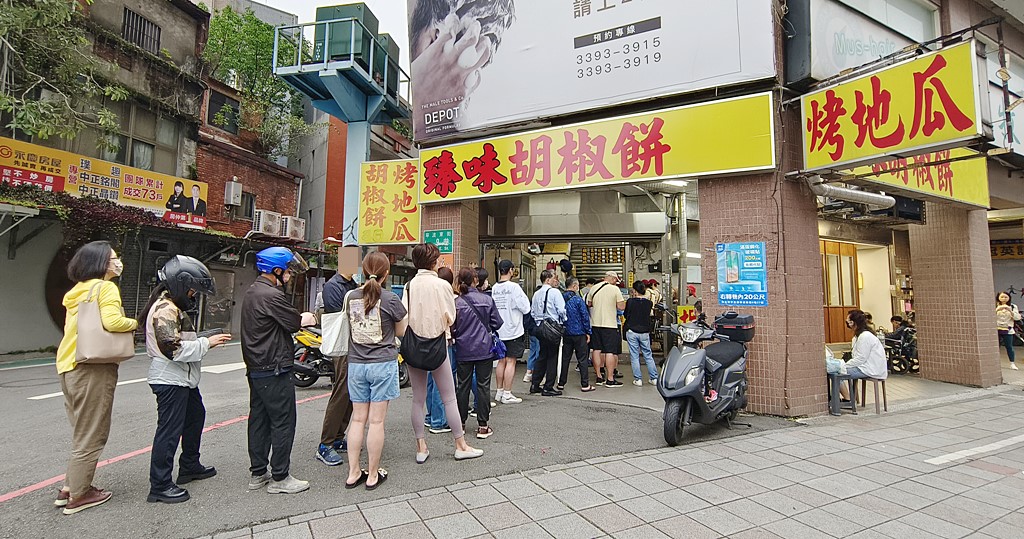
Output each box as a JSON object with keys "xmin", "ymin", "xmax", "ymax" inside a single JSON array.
[{"xmin": 705, "ymin": 341, "xmax": 745, "ymax": 370}]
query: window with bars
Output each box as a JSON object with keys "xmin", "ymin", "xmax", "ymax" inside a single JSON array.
[{"xmin": 121, "ymin": 8, "xmax": 161, "ymax": 54}]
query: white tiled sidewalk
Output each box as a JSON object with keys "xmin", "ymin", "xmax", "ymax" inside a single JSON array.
[{"xmin": 201, "ymin": 384, "xmax": 1024, "ymax": 539}]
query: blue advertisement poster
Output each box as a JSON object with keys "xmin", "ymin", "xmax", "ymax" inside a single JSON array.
[{"xmin": 716, "ymin": 242, "xmax": 768, "ymax": 307}]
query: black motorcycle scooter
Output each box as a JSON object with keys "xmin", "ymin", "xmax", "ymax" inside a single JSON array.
[{"xmin": 657, "ymin": 312, "xmax": 754, "ymax": 446}]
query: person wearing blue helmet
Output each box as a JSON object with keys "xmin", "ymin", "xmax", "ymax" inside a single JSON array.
[{"xmin": 241, "ymin": 246, "xmax": 315, "ymax": 494}]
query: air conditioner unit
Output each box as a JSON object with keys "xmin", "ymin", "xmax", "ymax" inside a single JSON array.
[
  {"xmin": 224, "ymin": 180, "xmax": 243, "ymax": 206},
  {"xmin": 252, "ymin": 209, "xmax": 282, "ymax": 236},
  {"xmin": 280, "ymin": 216, "xmax": 306, "ymax": 241}
]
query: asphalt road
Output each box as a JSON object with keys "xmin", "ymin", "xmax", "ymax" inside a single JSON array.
[{"xmin": 0, "ymin": 345, "xmax": 793, "ymax": 539}]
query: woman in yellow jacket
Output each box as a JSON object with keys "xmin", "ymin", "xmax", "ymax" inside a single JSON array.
[{"xmin": 54, "ymin": 241, "xmax": 138, "ymax": 515}]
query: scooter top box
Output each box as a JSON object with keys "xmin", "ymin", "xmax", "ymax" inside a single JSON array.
[{"xmin": 716, "ymin": 314, "xmax": 755, "ymax": 342}]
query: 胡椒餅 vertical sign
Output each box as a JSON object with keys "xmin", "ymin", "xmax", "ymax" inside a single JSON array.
[
  {"xmin": 407, "ymin": 0, "xmax": 775, "ymax": 142},
  {"xmin": 801, "ymin": 39, "xmax": 984, "ymax": 172},
  {"xmin": 358, "ymin": 159, "xmax": 420, "ymax": 245},
  {"xmin": 0, "ymin": 136, "xmax": 209, "ymax": 228},
  {"xmin": 716, "ymin": 242, "xmax": 767, "ymax": 307}
]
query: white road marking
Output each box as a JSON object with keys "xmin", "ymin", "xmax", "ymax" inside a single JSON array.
[
  {"xmin": 26, "ymin": 361, "xmax": 246, "ymax": 400},
  {"xmin": 28, "ymin": 377, "xmax": 147, "ymax": 400},
  {"xmin": 201, "ymin": 362, "xmax": 246, "ymax": 374},
  {"xmin": 924, "ymin": 433, "xmax": 1024, "ymax": 465}
]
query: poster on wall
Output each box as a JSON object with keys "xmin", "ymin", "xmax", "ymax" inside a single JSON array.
[
  {"xmin": 407, "ymin": 0, "xmax": 775, "ymax": 142},
  {"xmin": 716, "ymin": 242, "xmax": 767, "ymax": 307},
  {"xmin": 0, "ymin": 136, "xmax": 208, "ymax": 228}
]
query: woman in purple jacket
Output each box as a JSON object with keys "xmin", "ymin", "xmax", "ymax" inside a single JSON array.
[{"xmin": 451, "ymin": 268, "xmax": 503, "ymax": 439}]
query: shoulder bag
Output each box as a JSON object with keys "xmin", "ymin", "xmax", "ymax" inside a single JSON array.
[
  {"xmin": 319, "ymin": 291, "xmax": 352, "ymax": 357},
  {"xmin": 587, "ymin": 282, "xmax": 610, "ymax": 308},
  {"xmin": 399, "ymin": 278, "xmax": 448, "ymax": 371},
  {"xmin": 76, "ymin": 281, "xmax": 136, "ymax": 364},
  {"xmin": 462, "ymin": 296, "xmax": 507, "ymax": 359},
  {"xmin": 535, "ymin": 289, "xmax": 565, "ymax": 343}
]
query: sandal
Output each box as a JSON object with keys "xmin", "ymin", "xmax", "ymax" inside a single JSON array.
[
  {"xmin": 345, "ymin": 469, "xmax": 369, "ymax": 489},
  {"xmin": 365, "ymin": 468, "xmax": 388, "ymax": 491},
  {"xmin": 581, "ymin": 385, "xmax": 597, "ymax": 392}
]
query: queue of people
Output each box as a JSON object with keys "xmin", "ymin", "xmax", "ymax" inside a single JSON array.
[{"xmin": 53, "ymin": 240, "xmax": 669, "ymax": 514}]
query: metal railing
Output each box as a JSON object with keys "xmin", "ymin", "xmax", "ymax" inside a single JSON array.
[{"xmin": 272, "ymin": 18, "xmax": 411, "ymax": 108}]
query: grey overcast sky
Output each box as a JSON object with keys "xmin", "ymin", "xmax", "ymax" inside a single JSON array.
[{"xmin": 258, "ymin": 0, "xmax": 411, "ymax": 70}]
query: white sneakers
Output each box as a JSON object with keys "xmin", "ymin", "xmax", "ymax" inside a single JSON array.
[
  {"xmin": 500, "ymin": 393, "xmax": 523, "ymax": 404},
  {"xmin": 523, "ymin": 372, "xmax": 533, "ymax": 383},
  {"xmin": 248, "ymin": 472, "xmax": 271, "ymax": 490},
  {"xmin": 267, "ymin": 475, "xmax": 309, "ymax": 494},
  {"xmin": 1011, "ymin": 363, "xmax": 1019, "ymax": 370},
  {"xmin": 632, "ymin": 379, "xmax": 643, "ymax": 386}
]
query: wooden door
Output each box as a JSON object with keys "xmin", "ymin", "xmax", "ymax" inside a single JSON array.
[{"xmin": 821, "ymin": 241, "xmax": 860, "ymax": 344}]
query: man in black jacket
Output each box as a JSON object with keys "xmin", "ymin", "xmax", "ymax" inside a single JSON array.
[
  {"xmin": 315, "ymin": 271, "xmax": 357, "ymax": 466},
  {"xmin": 241, "ymin": 247, "xmax": 311, "ymax": 494}
]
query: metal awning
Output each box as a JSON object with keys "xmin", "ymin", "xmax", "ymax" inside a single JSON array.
[{"xmin": 0, "ymin": 203, "xmax": 40, "ymax": 239}]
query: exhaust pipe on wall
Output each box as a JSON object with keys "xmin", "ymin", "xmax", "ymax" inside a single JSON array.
[{"xmin": 804, "ymin": 175, "xmax": 896, "ymax": 210}]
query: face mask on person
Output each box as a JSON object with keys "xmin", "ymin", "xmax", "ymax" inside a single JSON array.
[{"xmin": 110, "ymin": 257, "xmax": 124, "ymax": 277}]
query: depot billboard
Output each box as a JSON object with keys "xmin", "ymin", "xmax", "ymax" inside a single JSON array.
[{"xmin": 407, "ymin": 0, "xmax": 776, "ymax": 142}]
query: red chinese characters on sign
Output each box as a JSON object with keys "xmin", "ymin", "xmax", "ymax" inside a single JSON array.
[
  {"xmin": 461, "ymin": 143, "xmax": 508, "ymax": 194},
  {"xmin": 365, "ymin": 163, "xmax": 389, "ymax": 185},
  {"xmin": 392, "ymin": 190, "xmax": 416, "ymax": 214},
  {"xmin": 556, "ymin": 128, "xmax": 613, "ymax": 184},
  {"xmin": 390, "ymin": 217, "xmax": 415, "ymax": 242},
  {"xmin": 422, "ymin": 150, "xmax": 463, "ymax": 198},
  {"xmin": 869, "ymin": 149, "xmax": 956, "ymax": 198},
  {"xmin": 509, "ymin": 135, "xmax": 553, "ymax": 187},
  {"xmin": 807, "ymin": 89, "xmax": 847, "ymax": 161},
  {"xmin": 909, "ymin": 55, "xmax": 974, "ymax": 140},
  {"xmin": 393, "ymin": 161, "xmax": 417, "ymax": 189},
  {"xmin": 612, "ymin": 117, "xmax": 672, "ymax": 177},
  {"xmin": 852, "ymin": 76, "xmax": 905, "ymax": 149}
]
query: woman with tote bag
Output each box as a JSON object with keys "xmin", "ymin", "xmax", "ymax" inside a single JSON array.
[{"xmin": 54, "ymin": 241, "xmax": 139, "ymax": 515}]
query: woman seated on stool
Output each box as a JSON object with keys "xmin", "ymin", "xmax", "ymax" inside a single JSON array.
[{"xmin": 840, "ymin": 309, "xmax": 888, "ymax": 401}]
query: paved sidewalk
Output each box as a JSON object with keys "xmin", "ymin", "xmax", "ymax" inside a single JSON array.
[{"xmin": 201, "ymin": 386, "xmax": 1024, "ymax": 539}]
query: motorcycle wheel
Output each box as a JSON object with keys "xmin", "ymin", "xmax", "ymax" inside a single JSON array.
[
  {"xmin": 663, "ymin": 398, "xmax": 686, "ymax": 447},
  {"xmin": 398, "ymin": 362, "xmax": 410, "ymax": 388},
  {"xmin": 291, "ymin": 349, "xmax": 319, "ymax": 388}
]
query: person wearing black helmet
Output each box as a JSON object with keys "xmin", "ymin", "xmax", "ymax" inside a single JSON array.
[
  {"xmin": 241, "ymin": 246, "xmax": 315, "ymax": 494},
  {"xmin": 140, "ymin": 255, "xmax": 230, "ymax": 504}
]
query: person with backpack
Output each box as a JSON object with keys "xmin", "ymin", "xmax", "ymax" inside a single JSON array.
[
  {"xmin": 141, "ymin": 256, "xmax": 229, "ymax": 504},
  {"xmin": 530, "ymin": 269, "xmax": 566, "ymax": 396},
  {"xmin": 452, "ymin": 268, "xmax": 504, "ymax": 439},
  {"xmin": 560, "ymin": 277, "xmax": 594, "ymax": 392}
]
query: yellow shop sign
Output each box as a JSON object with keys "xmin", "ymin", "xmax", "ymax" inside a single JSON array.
[
  {"xmin": 802, "ymin": 40, "xmax": 982, "ymax": 172},
  {"xmin": 418, "ymin": 92, "xmax": 776, "ymax": 203},
  {"xmin": 358, "ymin": 159, "xmax": 420, "ymax": 245}
]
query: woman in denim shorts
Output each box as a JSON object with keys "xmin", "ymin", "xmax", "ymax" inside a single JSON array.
[{"xmin": 344, "ymin": 253, "xmax": 408, "ymax": 490}]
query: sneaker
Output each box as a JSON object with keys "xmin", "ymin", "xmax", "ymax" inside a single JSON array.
[
  {"xmin": 62, "ymin": 487, "xmax": 112, "ymax": 515},
  {"xmin": 267, "ymin": 475, "xmax": 310, "ymax": 494},
  {"xmin": 248, "ymin": 472, "xmax": 272, "ymax": 490},
  {"xmin": 574, "ymin": 365, "xmax": 580, "ymax": 372},
  {"xmin": 500, "ymin": 393, "xmax": 523, "ymax": 404},
  {"xmin": 649, "ymin": 379, "xmax": 658, "ymax": 385},
  {"xmin": 428, "ymin": 425, "xmax": 452, "ymax": 434},
  {"xmin": 316, "ymin": 443, "xmax": 343, "ymax": 466},
  {"xmin": 605, "ymin": 379, "xmax": 623, "ymax": 388},
  {"xmin": 54, "ymin": 489, "xmax": 70, "ymax": 507},
  {"xmin": 595, "ymin": 377, "xmax": 606, "ymax": 386},
  {"xmin": 632, "ymin": 379, "xmax": 643, "ymax": 386},
  {"xmin": 332, "ymin": 438, "xmax": 348, "ymax": 452},
  {"xmin": 523, "ymin": 371, "xmax": 533, "ymax": 383},
  {"xmin": 469, "ymin": 408, "xmax": 477, "ymax": 417},
  {"xmin": 1012, "ymin": 363, "xmax": 1019, "ymax": 370},
  {"xmin": 454, "ymin": 447, "xmax": 484, "ymax": 460},
  {"xmin": 614, "ymin": 370, "xmax": 623, "ymax": 379},
  {"xmin": 477, "ymin": 426, "xmax": 494, "ymax": 439},
  {"xmin": 495, "ymin": 390, "xmax": 505, "ymax": 402}
]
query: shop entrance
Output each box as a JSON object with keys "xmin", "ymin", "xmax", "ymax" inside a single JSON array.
[{"xmin": 820, "ymin": 238, "xmax": 897, "ymax": 345}]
